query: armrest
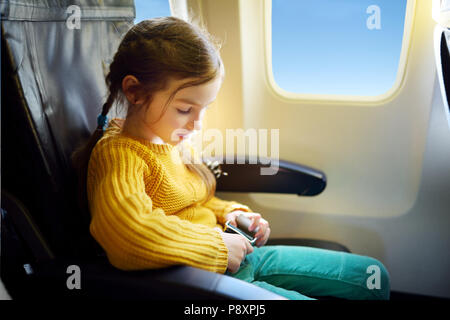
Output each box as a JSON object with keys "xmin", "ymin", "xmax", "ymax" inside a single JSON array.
[
  {"xmin": 214, "ymin": 155, "xmax": 326, "ymax": 196},
  {"xmin": 26, "ymin": 257, "xmax": 287, "ymax": 300}
]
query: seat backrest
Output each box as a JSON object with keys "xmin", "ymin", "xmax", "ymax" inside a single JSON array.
[
  {"xmin": 432, "ymin": 1, "xmax": 450, "ymax": 129},
  {"xmin": 1, "ymin": 0, "xmax": 135, "ymax": 258},
  {"xmin": 438, "ymin": 30, "xmax": 450, "ymax": 128}
]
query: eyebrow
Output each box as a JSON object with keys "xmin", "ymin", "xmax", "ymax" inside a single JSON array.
[{"xmin": 175, "ymin": 98, "xmax": 215, "ymax": 107}]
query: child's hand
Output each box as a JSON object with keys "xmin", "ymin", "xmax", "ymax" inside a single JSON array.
[
  {"xmin": 217, "ymin": 230, "xmax": 254, "ymax": 274},
  {"xmin": 225, "ymin": 211, "xmax": 271, "ymax": 247}
]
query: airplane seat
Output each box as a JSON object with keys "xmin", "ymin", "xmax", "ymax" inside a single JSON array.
[
  {"xmin": 0, "ymin": 0, "xmax": 348, "ymax": 300},
  {"xmin": 433, "ymin": 1, "xmax": 450, "ymax": 129},
  {"xmin": 435, "ymin": 29, "xmax": 450, "ymax": 129}
]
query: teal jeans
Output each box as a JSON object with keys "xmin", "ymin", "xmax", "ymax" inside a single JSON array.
[{"xmin": 225, "ymin": 245, "xmax": 390, "ymax": 300}]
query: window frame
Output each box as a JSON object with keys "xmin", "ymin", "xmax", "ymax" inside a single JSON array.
[{"xmin": 263, "ymin": 0, "xmax": 417, "ymax": 104}]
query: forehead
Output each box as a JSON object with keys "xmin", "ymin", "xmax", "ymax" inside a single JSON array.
[{"xmin": 168, "ymin": 77, "xmax": 223, "ymax": 106}]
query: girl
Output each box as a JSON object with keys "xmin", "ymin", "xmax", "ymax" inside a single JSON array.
[{"xmin": 72, "ymin": 17, "xmax": 390, "ymax": 300}]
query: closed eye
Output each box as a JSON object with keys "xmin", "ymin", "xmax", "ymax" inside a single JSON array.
[{"xmin": 177, "ymin": 108, "xmax": 192, "ymax": 114}]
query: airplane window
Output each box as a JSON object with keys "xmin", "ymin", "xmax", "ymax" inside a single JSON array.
[
  {"xmin": 271, "ymin": 0, "xmax": 408, "ymax": 96},
  {"xmin": 134, "ymin": 0, "xmax": 171, "ymax": 24}
]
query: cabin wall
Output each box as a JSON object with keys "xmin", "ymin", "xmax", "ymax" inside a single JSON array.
[{"xmin": 193, "ymin": 0, "xmax": 450, "ymax": 298}]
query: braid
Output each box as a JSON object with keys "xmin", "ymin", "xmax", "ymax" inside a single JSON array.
[
  {"xmin": 96, "ymin": 91, "xmax": 115, "ymax": 131},
  {"xmin": 71, "ymin": 85, "xmax": 118, "ymax": 222}
]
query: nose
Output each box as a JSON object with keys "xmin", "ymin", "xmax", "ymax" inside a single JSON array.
[
  {"xmin": 187, "ymin": 111, "xmax": 204, "ymax": 131},
  {"xmin": 186, "ymin": 119, "xmax": 202, "ymax": 132}
]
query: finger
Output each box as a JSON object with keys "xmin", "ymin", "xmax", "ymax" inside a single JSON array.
[
  {"xmin": 249, "ymin": 214, "xmax": 261, "ymax": 232},
  {"xmin": 253, "ymin": 229, "xmax": 263, "ymax": 241},
  {"xmin": 228, "ymin": 212, "xmax": 241, "ymax": 227},
  {"xmin": 225, "ymin": 216, "xmax": 237, "ymax": 227},
  {"xmin": 245, "ymin": 238, "xmax": 254, "ymax": 254},
  {"xmin": 254, "ymin": 220, "xmax": 268, "ymax": 239},
  {"xmin": 255, "ymin": 234, "xmax": 265, "ymax": 247},
  {"xmin": 228, "ymin": 266, "xmax": 238, "ymax": 274},
  {"xmin": 256, "ymin": 227, "xmax": 270, "ymax": 247}
]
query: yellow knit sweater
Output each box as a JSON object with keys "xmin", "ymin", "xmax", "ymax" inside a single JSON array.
[{"xmin": 87, "ymin": 118, "xmax": 253, "ymax": 274}]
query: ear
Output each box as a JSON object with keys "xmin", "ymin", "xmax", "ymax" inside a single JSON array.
[{"xmin": 122, "ymin": 75, "xmax": 146, "ymax": 105}]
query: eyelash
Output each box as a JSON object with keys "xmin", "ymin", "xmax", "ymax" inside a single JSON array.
[
  {"xmin": 177, "ymin": 106, "xmax": 210, "ymax": 114},
  {"xmin": 177, "ymin": 108, "xmax": 192, "ymax": 114}
]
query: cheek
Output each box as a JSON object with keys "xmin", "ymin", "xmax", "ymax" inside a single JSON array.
[
  {"xmin": 161, "ymin": 112, "xmax": 187, "ymax": 135},
  {"xmin": 170, "ymin": 113, "xmax": 187, "ymax": 128}
]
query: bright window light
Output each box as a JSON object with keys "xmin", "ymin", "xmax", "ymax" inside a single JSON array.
[
  {"xmin": 134, "ymin": 0, "xmax": 171, "ymax": 24},
  {"xmin": 271, "ymin": 0, "xmax": 408, "ymax": 96}
]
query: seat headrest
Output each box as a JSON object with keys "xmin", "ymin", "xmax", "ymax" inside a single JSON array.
[{"xmin": 1, "ymin": 0, "xmax": 134, "ymax": 256}]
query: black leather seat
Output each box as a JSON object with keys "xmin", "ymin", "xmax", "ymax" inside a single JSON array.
[
  {"xmin": 435, "ymin": 28, "xmax": 449, "ymax": 121},
  {"xmin": 0, "ymin": 0, "xmax": 349, "ymax": 300}
]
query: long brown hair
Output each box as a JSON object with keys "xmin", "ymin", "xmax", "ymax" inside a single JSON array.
[{"xmin": 71, "ymin": 17, "xmax": 223, "ymax": 217}]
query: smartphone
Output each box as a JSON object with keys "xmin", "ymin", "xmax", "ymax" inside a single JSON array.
[{"xmin": 224, "ymin": 214, "xmax": 258, "ymax": 245}]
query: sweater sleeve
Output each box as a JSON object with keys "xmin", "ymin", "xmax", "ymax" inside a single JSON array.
[
  {"xmin": 87, "ymin": 143, "xmax": 229, "ymax": 273},
  {"xmin": 203, "ymin": 196, "xmax": 254, "ymax": 226}
]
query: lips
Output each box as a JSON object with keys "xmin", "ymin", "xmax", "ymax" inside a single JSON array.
[
  {"xmin": 173, "ymin": 130, "xmax": 193, "ymax": 142},
  {"xmin": 178, "ymin": 132, "xmax": 192, "ymax": 138},
  {"xmin": 177, "ymin": 134, "xmax": 190, "ymax": 142}
]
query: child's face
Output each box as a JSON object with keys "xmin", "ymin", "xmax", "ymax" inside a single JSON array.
[{"xmin": 140, "ymin": 76, "xmax": 223, "ymax": 146}]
